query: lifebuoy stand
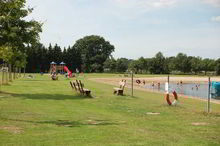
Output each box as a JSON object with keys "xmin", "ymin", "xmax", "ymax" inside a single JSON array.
[
  {"xmin": 165, "ymin": 91, "xmax": 178, "ymax": 105},
  {"xmin": 165, "ymin": 82, "xmax": 178, "ymax": 105}
]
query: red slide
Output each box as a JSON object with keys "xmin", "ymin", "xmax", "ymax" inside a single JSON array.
[{"xmin": 64, "ymin": 66, "xmax": 72, "ymax": 77}]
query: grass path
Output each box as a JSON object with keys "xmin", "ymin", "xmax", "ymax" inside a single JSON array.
[{"xmin": 0, "ymin": 74, "xmax": 220, "ymax": 146}]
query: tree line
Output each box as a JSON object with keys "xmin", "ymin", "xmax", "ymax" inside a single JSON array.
[
  {"xmin": 25, "ymin": 43, "xmax": 220, "ymax": 75},
  {"xmin": 104, "ymin": 52, "xmax": 220, "ymax": 75},
  {"xmin": 25, "ymin": 35, "xmax": 115, "ymax": 73}
]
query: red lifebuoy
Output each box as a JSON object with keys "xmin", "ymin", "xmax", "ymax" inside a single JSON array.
[
  {"xmin": 136, "ymin": 80, "xmax": 141, "ymax": 84},
  {"xmin": 165, "ymin": 91, "xmax": 178, "ymax": 105}
]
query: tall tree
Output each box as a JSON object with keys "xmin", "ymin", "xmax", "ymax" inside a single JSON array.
[
  {"xmin": 216, "ymin": 58, "xmax": 220, "ymax": 75},
  {"xmin": 175, "ymin": 53, "xmax": 191, "ymax": 73},
  {"xmin": 0, "ymin": 0, "xmax": 42, "ymax": 67},
  {"xmin": 74, "ymin": 35, "xmax": 115, "ymax": 73},
  {"xmin": 116, "ymin": 58, "xmax": 130, "ymax": 73},
  {"xmin": 148, "ymin": 52, "xmax": 166, "ymax": 74},
  {"xmin": 65, "ymin": 46, "xmax": 81, "ymax": 73},
  {"xmin": 201, "ymin": 58, "xmax": 216, "ymax": 75},
  {"xmin": 190, "ymin": 57, "xmax": 202, "ymax": 74},
  {"xmin": 103, "ymin": 57, "xmax": 117, "ymax": 72}
]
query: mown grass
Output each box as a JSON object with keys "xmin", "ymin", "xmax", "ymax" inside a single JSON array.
[{"xmin": 0, "ymin": 73, "xmax": 220, "ymax": 146}]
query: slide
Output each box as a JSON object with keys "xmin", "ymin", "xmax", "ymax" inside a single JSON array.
[{"xmin": 64, "ymin": 66, "xmax": 72, "ymax": 77}]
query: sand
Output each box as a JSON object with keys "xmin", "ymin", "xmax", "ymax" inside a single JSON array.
[{"xmin": 89, "ymin": 76, "xmax": 220, "ymax": 104}]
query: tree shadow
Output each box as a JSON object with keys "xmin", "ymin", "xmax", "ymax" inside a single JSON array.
[
  {"xmin": 5, "ymin": 118, "xmax": 120, "ymax": 128},
  {"xmin": 20, "ymin": 80, "xmax": 47, "ymax": 82},
  {"xmin": 0, "ymin": 91, "xmax": 91, "ymax": 100}
]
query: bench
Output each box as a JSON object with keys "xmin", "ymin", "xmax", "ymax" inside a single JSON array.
[
  {"xmin": 70, "ymin": 81, "xmax": 78, "ymax": 91},
  {"xmin": 70, "ymin": 80, "xmax": 91, "ymax": 96},
  {"xmin": 113, "ymin": 80, "xmax": 126, "ymax": 95}
]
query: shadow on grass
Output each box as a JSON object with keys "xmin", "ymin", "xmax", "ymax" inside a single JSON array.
[
  {"xmin": 0, "ymin": 91, "xmax": 91, "ymax": 100},
  {"xmin": 19, "ymin": 80, "xmax": 47, "ymax": 82},
  {"xmin": 201, "ymin": 112, "xmax": 220, "ymax": 118},
  {"xmin": 5, "ymin": 118, "xmax": 120, "ymax": 127}
]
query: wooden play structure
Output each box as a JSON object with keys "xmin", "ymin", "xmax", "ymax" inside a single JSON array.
[{"xmin": 49, "ymin": 61, "xmax": 65, "ymax": 74}]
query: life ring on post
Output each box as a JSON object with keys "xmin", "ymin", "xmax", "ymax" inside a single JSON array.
[
  {"xmin": 136, "ymin": 79, "xmax": 141, "ymax": 84},
  {"xmin": 165, "ymin": 91, "xmax": 178, "ymax": 105}
]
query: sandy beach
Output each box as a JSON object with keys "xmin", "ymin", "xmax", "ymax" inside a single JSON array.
[{"xmin": 89, "ymin": 76, "xmax": 220, "ymax": 104}]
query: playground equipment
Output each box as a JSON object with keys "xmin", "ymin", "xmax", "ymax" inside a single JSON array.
[
  {"xmin": 51, "ymin": 72, "xmax": 58, "ymax": 80},
  {"xmin": 49, "ymin": 61, "xmax": 66, "ymax": 74},
  {"xmin": 64, "ymin": 66, "xmax": 72, "ymax": 77},
  {"xmin": 60, "ymin": 62, "xmax": 65, "ymax": 74},
  {"xmin": 50, "ymin": 61, "xmax": 57, "ymax": 74},
  {"xmin": 49, "ymin": 61, "xmax": 75, "ymax": 78}
]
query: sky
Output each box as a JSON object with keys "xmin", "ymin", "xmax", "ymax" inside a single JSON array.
[{"xmin": 26, "ymin": 0, "xmax": 220, "ymax": 59}]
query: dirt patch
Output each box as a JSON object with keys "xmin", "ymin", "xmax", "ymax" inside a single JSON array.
[
  {"xmin": 191, "ymin": 122, "xmax": 208, "ymax": 126},
  {"xmin": 146, "ymin": 112, "xmax": 160, "ymax": 115},
  {"xmin": 0, "ymin": 126, "xmax": 23, "ymax": 134}
]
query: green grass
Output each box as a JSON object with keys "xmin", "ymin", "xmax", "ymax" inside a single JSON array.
[{"xmin": 0, "ymin": 73, "xmax": 220, "ymax": 146}]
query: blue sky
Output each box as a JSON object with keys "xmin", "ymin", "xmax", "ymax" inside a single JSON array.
[{"xmin": 26, "ymin": 0, "xmax": 220, "ymax": 59}]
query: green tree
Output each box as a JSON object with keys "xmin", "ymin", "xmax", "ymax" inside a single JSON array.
[
  {"xmin": 53, "ymin": 44, "xmax": 62, "ymax": 63},
  {"xmin": 103, "ymin": 57, "xmax": 117, "ymax": 72},
  {"xmin": 0, "ymin": 45, "xmax": 13, "ymax": 62},
  {"xmin": 167, "ymin": 56, "xmax": 176, "ymax": 74},
  {"xmin": 175, "ymin": 53, "xmax": 191, "ymax": 73},
  {"xmin": 26, "ymin": 43, "xmax": 47, "ymax": 72},
  {"xmin": 74, "ymin": 35, "xmax": 115, "ymax": 73},
  {"xmin": 148, "ymin": 52, "xmax": 166, "ymax": 74},
  {"xmin": 65, "ymin": 46, "xmax": 82, "ymax": 72},
  {"xmin": 215, "ymin": 58, "xmax": 220, "ymax": 75},
  {"xmin": 190, "ymin": 57, "xmax": 202, "ymax": 74},
  {"xmin": 201, "ymin": 58, "xmax": 216, "ymax": 75},
  {"xmin": 137, "ymin": 57, "xmax": 148, "ymax": 73},
  {"xmin": 0, "ymin": 0, "xmax": 42, "ymax": 69},
  {"xmin": 116, "ymin": 58, "xmax": 130, "ymax": 73}
]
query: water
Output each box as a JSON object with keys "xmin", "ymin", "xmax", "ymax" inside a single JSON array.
[{"xmin": 142, "ymin": 83, "xmax": 219, "ymax": 100}]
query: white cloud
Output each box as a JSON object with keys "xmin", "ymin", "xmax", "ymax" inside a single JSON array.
[
  {"xmin": 109, "ymin": 0, "xmax": 179, "ymax": 18},
  {"xmin": 202, "ymin": 0, "xmax": 220, "ymax": 7},
  {"xmin": 211, "ymin": 16, "xmax": 220, "ymax": 22},
  {"xmin": 139, "ymin": 0, "xmax": 177, "ymax": 8},
  {"xmin": 113, "ymin": 0, "xmax": 178, "ymax": 9}
]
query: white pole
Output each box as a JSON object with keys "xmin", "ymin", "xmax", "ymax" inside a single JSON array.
[
  {"xmin": 131, "ymin": 71, "xmax": 133, "ymax": 97},
  {"xmin": 207, "ymin": 77, "xmax": 211, "ymax": 113}
]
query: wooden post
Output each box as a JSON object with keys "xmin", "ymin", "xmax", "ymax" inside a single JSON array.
[
  {"xmin": 131, "ymin": 71, "xmax": 133, "ymax": 97},
  {"xmin": 9, "ymin": 64, "xmax": 12, "ymax": 82},
  {"xmin": 2, "ymin": 63, "xmax": 5, "ymax": 84},
  {"xmin": 0, "ymin": 68, "xmax": 1, "ymax": 92},
  {"xmin": 23, "ymin": 67, "xmax": 26, "ymax": 77},
  {"xmin": 16, "ymin": 67, "xmax": 18, "ymax": 79},
  {"xmin": 19, "ymin": 67, "xmax": 21, "ymax": 77},
  {"xmin": 207, "ymin": 77, "xmax": 211, "ymax": 113},
  {"xmin": 5, "ymin": 63, "xmax": 8, "ymax": 84}
]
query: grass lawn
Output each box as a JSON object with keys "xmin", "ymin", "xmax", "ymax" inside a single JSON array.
[{"xmin": 0, "ymin": 73, "xmax": 220, "ymax": 146}]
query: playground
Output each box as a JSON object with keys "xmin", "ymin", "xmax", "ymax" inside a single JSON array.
[{"xmin": 0, "ymin": 73, "xmax": 220, "ymax": 145}]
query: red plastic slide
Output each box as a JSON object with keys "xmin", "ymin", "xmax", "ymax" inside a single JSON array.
[{"xmin": 64, "ymin": 66, "xmax": 72, "ymax": 77}]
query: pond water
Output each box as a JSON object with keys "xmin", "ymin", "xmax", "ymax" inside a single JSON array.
[{"xmin": 142, "ymin": 83, "xmax": 220, "ymax": 100}]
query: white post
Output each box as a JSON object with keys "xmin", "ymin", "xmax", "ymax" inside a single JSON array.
[
  {"xmin": 207, "ymin": 77, "xmax": 211, "ymax": 113},
  {"xmin": 131, "ymin": 71, "xmax": 133, "ymax": 97}
]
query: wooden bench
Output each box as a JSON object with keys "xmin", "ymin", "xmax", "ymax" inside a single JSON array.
[
  {"xmin": 70, "ymin": 80, "xmax": 91, "ymax": 96},
  {"xmin": 113, "ymin": 80, "xmax": 126, "ymax": 95},
  {"xmin": 70, "ymin": 81, "xmax": 78, "ymax": 91}
]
